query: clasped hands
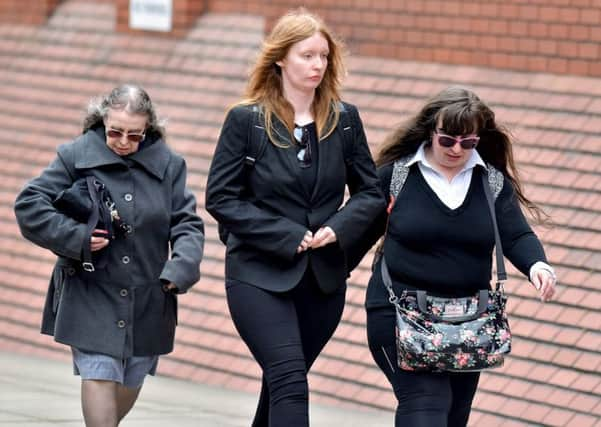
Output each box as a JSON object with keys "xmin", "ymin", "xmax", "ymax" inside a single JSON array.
[{"xmin": 296, "ymin": 226, "xmax": 336, "ymax": 253}]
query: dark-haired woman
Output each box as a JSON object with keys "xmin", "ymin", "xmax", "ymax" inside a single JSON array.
[{"xmin": 352, "ymin": 86, "xmax": 556, "ymax": 427}]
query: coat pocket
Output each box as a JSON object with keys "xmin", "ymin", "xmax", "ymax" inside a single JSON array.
[{"xmin": 161, "ymin": 287, "xmax": 178, "ymax": 326}]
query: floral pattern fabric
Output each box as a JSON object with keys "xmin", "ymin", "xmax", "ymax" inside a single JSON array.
[{"xmin": 394, "ymin": 287, "xmax": 511, "ymax": 372}]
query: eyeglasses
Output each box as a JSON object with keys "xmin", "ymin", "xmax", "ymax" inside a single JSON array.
[
  {"xmin": 106, "ymin": 128, "xmax": 146, "ymax": 143},
  {"xmin": 293, "ymin": 126, "xmax": 312, "ymax": 168},
  {"xmin": 435, "ymin": 130, "xmax": 479, "ymax": 149}
]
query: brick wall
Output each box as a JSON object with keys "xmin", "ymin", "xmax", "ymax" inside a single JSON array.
[
  {"xmin": 207, "ymin": 0, "xmax": 601, "ymax": 77},
  {"xmin": 4, "ymin": 0, "xmax": 599, "ymax": 76},
  {"xmin": 115, "ymin": 0, "xmax": 206, "ymax": 38},
  {"xmin": 0, "ymin": 0, "xmax": 62, "ymax": 25},
  {"xmin": 2, "ymin": 3, "xmax": 601, "ymax": 424}
]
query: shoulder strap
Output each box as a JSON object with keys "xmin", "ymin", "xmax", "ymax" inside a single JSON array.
[
  {"xmin": 485, "ymin": 163, "xmax": 504, "ymax": 201},
  {"xmin": 218, "ymin": 106, "xmax": 266, "ymax": 245},
  {"xmin": 481, "ymin": 171, "xmax": 507, "ymax": 282},
  {"xmin": 81, "ymin": 176, "xmax": 99, "ymax": 272},
  {"xmin": 337, "ymin": 102, "xmax": 354, "ymax": 167},
  {"xmin": 388, "ymin": 159, "xmax": 503, "ymax": 211},
  {"xmin": 82, "ymin": 176, "xmax": 113, "ymax": 272},
  {"xmin": 372, "ymin": 156, "xmax": 411, "ymax": 269},
  {"xmin": 244, "ymin": 105, "xmax": 267, "ymax": 168},
  {"xmin": 389, "ymin": 156, "xmax": 412, "ymax": 201},
  {"xmin": 242, "ymin": 102, "xmax": 369, "ymax": 170}
]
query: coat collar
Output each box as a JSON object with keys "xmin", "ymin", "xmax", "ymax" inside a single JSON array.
[{"xmin": 75, "ymin": 127, "xmax": 170, "ymax": 180}]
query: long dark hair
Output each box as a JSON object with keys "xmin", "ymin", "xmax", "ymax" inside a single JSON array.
[
  {"xmin": 377, "ymin": 86, "xmax": 548, "ymax": 223},
  {"xmin": 83, "ymin": 84, "xmax": 166, "ymax": 140}
]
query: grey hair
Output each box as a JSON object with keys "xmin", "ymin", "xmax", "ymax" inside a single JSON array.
[{"xmin": 83, "ymin": 84, "xmax": 167, "ymax": 140}]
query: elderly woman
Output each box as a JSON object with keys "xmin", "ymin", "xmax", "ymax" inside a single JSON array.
[{"xmin": 14, "ymin": 84, "xmax": 204, "ymax": 427}]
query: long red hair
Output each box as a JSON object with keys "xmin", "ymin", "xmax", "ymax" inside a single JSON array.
[{"xmin": 239, "ymin": 8, "xmax": 346, "ymax": 145}]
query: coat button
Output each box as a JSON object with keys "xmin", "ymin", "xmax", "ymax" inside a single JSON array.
[
  {"xmin": 117, "ymin": 320, "xmax": 126, "ymax": 328},
  {"xmin": 122, "ymin": 256, "xmax": 130, "ymax": 264},
  {"xmin": 119, "ymin": 289, "xmax": 128, "ymax": 297},
  {"xmin": 124, "ymin": 193, "xmax": 133, "ymax": 202},
  {"xmin": 67, "ymin": 268, "xmax": 76, "ymax": 276}
]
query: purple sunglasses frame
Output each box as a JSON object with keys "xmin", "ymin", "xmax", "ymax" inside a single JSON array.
[{"xmin": 434, "ymin": 130, "xmax": 480, "ymax": 149}]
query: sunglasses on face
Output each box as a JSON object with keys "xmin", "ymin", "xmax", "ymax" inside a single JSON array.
[
  {"xmin": 293, "ymin": 126, "xmax": 312, "ymax": 168},
  {"xmin": 435, "ymin": 130, "xmax": 480, "ymax": 149},
  {"xmin": 106, "ymin": 128, "xmax": 146, "ymax": 143}
]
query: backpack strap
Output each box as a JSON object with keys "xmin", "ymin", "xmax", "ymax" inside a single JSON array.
[
  {"xmin": 244, "ymin": 105, "xmax": 267, "ymax": 167},
  {"xmin": 337, "ymin": 102, "xmax": 355, "ymax": 167},
  {"xmin": 218, "ymin": 105, "xmax": 266, "ymax": 245},
  {"xmin": 387, "ymin": 156, "xmax": 412, "ymax": 212},
  {"xmin": 372, "ymin": 156, "xmax": 411, "ymax": 268},
  {"xmin": 387, "ymin": 158, "xmax": 503, "ymax": 212},
  {"xmin": 485, "ymin": 163, "xmax": 504, "ymax": 200}
]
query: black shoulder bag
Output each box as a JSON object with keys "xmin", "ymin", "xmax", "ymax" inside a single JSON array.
[{"xmin": 53, "ymin": 176, "xmax": 131, "ymax": 271}]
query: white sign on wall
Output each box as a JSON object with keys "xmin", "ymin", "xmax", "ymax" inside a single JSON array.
[{"xmin": 129, "ymin": 0, "xmax": 173, "ymax": 32}]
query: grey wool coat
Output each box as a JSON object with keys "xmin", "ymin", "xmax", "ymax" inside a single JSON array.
[{"xmin": 14, "ymin": 127, "xmax": 204, "ymax": 358}]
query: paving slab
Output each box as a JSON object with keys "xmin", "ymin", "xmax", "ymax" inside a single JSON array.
[{"xmin": 0, "ymin": 351, "xmax": 392, "ymax": 426}]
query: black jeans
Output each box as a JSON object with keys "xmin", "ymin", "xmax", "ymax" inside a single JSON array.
[
  {"xmin": 226, "ymin": 270, "xmax": 346, "ymax": 427},
  {"xmin": 367, "ymin": 306, "xmax": 480, "ymax": 427}
]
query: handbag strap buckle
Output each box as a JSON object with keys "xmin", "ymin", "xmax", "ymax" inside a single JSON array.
[{"xmin": 82, "ymin": 262, "xmax": 95, "ymax": 272}]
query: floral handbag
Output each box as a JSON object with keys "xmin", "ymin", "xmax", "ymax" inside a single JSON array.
[
  {"xmin": 380, "ymin": 171, "xmax": 511, "ymax": 372},
  {"xmin": 382, "ymin": 260, "xmax": 511, "ymax": 372}
]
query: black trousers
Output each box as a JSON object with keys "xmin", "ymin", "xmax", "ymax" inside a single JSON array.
[
  {"xmin": 226, "ymin": 270, "xmax": 346, "ymax": 427},
  {"xmin": 367, "ymin": 306, "xmax": 480, "ymax": 427}
]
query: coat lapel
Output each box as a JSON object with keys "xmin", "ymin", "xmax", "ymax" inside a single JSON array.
[
  {"xmin": 75, "ymin": 128, "xmax": 125, "ymax": 169},
  {"xmin": 128, "ymin": 135, "xmax": 170, "ymax": 180},
  {"xmin": 74, "ymin": 127, "xmax": 170, "ymax": 181}
]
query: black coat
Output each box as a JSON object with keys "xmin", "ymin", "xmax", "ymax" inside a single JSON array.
[
  {"xmin": 205, "ymin": 103, "xmax": 385, "ymax": 294},
  {"xmin": 14, "ymin": 127, "xmax": 205, "ymax": 358}
]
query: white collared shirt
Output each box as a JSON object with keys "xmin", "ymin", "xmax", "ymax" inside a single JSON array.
[{"xmin": 406, "ymin": 142, "xmax": 486, "ymax": 210}]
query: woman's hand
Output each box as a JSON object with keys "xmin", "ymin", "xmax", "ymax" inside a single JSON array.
[
  {"xmin": 531, "ymin": 269, "xmax": 557, "ymax": 302},
  {"xmin": 90, "ymin": 229, "xmax": 109, "ymax": 252},
  {"xmin": 310, "ymin": 226, "xmax": 337, "ymax": 249},
  {"xmin": 296, "ymin": 230, "xmax": 313, "ymax": 253}
]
